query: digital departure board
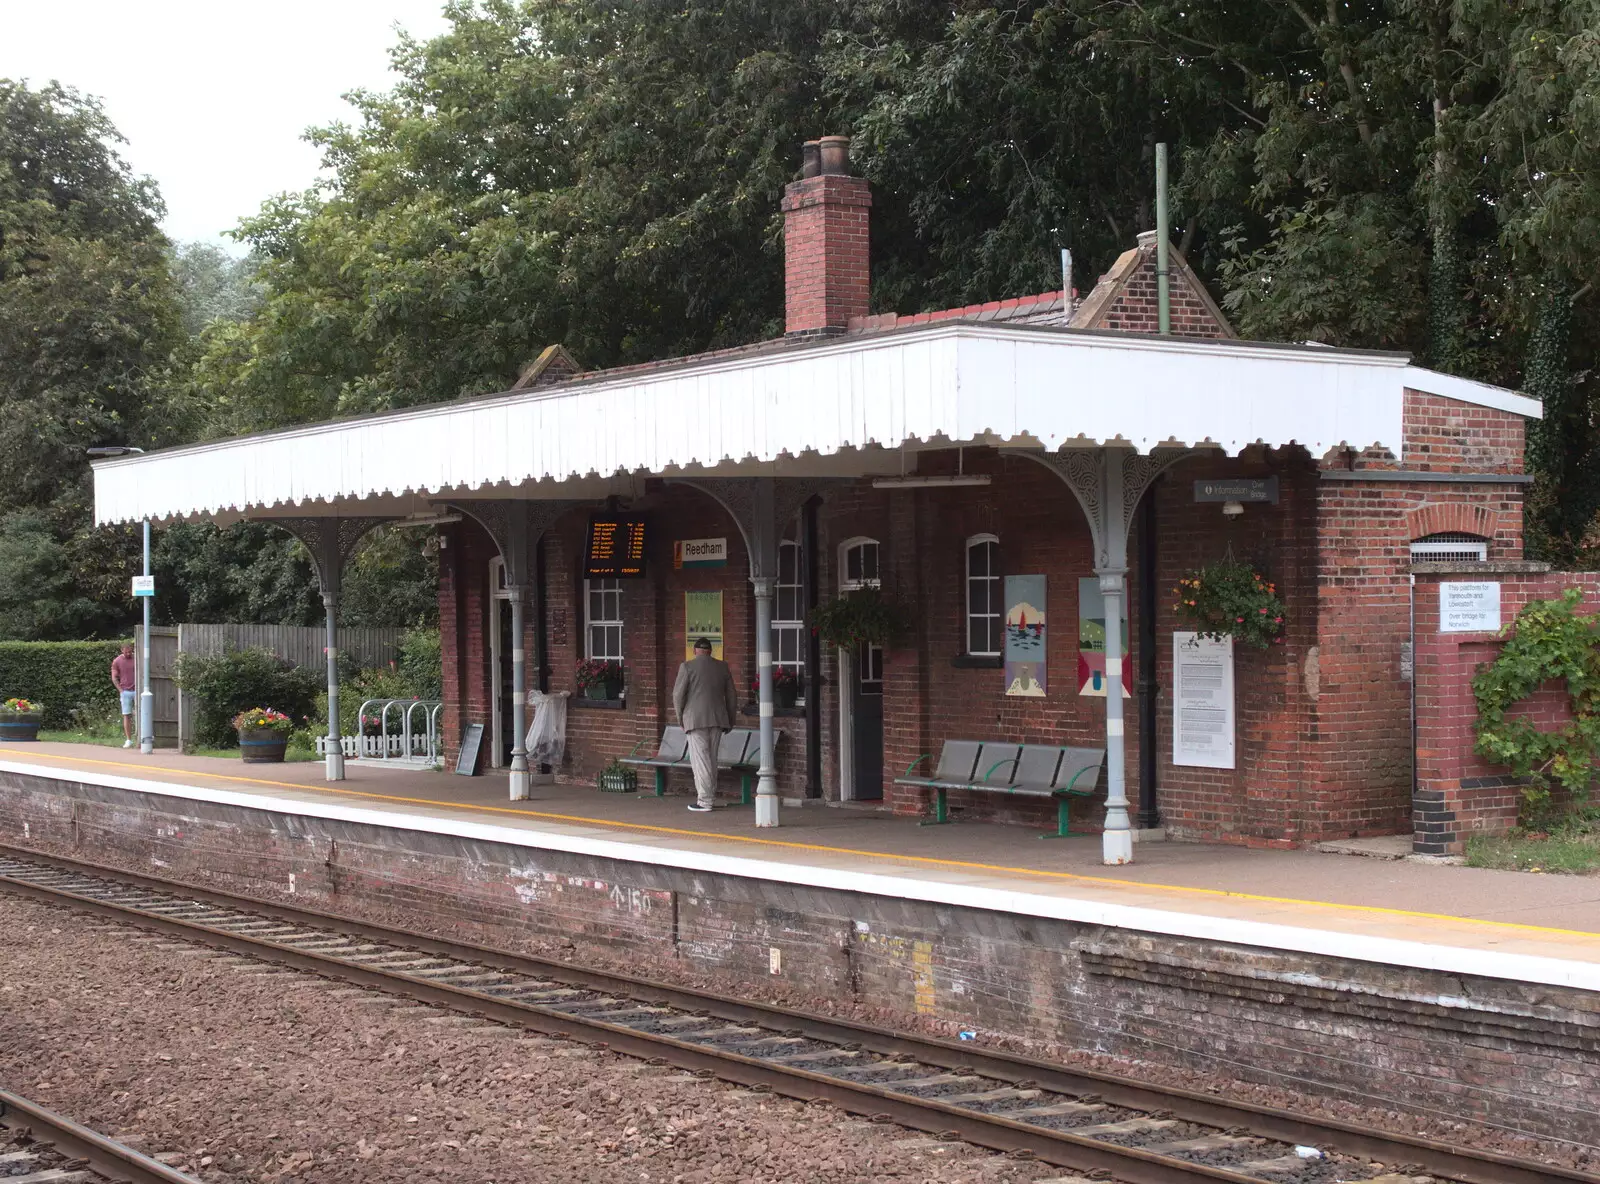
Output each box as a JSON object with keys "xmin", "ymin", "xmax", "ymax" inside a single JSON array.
[{"xmin": 585, "ymin": 516, "xmax": 647, "ymax": 578}]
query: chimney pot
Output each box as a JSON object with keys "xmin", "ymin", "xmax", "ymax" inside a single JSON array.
[
  {"xmin": 800, "ymin": 140, "xmax": 821, "ymax": 179},
  {"xmin": 818, "ymin": 135, "xmax": 851, "ymax": 176}
]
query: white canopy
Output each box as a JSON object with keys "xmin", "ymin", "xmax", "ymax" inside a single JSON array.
[{"xmin": 93, "ymin": 321, "xmax": 1538, "ymax": 525}]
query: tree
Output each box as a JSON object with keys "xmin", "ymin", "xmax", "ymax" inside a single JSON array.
[
  {"xmin": 169, "ymin": 241, "xmax": 262, "ymax": 336},
  {"xmin": 0, "ymin": 80, "xmax": 185, "ymax": 638}
]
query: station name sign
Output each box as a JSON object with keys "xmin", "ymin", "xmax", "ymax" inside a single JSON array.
[
  {"xmin": 1193, "ymin": 477, "xmax": 1279, "ymax": 504},
  {"xmin": 585, "ymin": 516, "xmax": 647, "ymax": 579}
]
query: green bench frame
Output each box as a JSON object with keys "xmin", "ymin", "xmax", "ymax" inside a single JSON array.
[
  {"xmin": 894, "ymin": 739, "xmax": 1105, "ymax": 838},
  {"xmin": 620, "ymin": 726, "xmax": 775, "ymax": 805}
]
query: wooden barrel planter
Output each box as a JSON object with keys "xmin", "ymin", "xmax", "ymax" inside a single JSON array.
[
  {"xmin": 238, "ymin": 729, "xmax": 289, "ymax": 763},
  {"xmin": 0, "ymin": 717, "xmax": 42, "ymax": 741}
]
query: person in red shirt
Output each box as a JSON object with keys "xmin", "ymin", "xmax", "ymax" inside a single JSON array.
[{"xmin": 111, "ymin": 644, "xmax": 137, "ymax": 748}]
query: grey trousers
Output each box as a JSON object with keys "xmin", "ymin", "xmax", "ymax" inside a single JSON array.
[{"xmin": 687, "ymin": 727, "xmax": 719, "ymax": 807}]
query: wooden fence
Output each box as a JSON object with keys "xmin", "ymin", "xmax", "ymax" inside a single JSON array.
[{"xmin": 135, "ymin": 623, "xmax": 405, "ymax": 749}]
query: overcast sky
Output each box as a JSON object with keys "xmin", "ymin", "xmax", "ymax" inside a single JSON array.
[{"xmin": 1, "ymin": 0, "xmax": 453, "ymax": 249}]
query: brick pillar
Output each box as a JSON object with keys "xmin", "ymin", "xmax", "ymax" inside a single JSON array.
[{"xmin": 782, "ymin": 137, "xmax": 871, "ymax": 337}]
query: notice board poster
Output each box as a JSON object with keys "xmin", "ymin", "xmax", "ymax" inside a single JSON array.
[
  {"xmin": 685, "ymin": 590, "xmax": 724, "ymax": 659},
  {"xmin": 1439, "ymin": 582, "xmax": 1501, "ymax": 633},
  {"xmin": 1173, "ymin": 631, "xmax": 1235, "ymax": 769},
  {"xmin": 585, "ymin": 516, "xmax": 647, "ymax": 578}
]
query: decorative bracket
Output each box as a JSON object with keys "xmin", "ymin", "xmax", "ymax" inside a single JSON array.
[
  {"xmin": 670, "ymin": 477, "xmax": 837, "ymax": 581},
  {"xmin": 275, "ymin": 517, "xmax": 395, "ymax": 602},
  {"xmin": 1020, "ymin": 447, "xmax": 1201, "ymax": 572},
  {"xmin": 446, "ymin": 500, "xmax": 584, "ymax": 594}
]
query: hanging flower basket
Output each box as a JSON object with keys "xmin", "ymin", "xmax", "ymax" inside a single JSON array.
[
  {"xmin": 1173, "ymin": 560, "xmax": 1287, "ymax": 649},
  {"xmin": 811, "ymin": 588, "xmax": 915, "ymax": 650}
]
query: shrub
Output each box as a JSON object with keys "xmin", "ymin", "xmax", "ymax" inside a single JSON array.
[
  {"xmin": 0, "ymin": 640, "xmax": 129, "ymax": 727},
  {"xmin": 173, "ymin": 647, "xmax": 322, "ymax": 748},
  {"xmin": 397, "ymin": 627, "xmax": 442, "ymax": 699}
]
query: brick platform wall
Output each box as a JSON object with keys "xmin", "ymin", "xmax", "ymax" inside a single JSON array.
[
  {"xmin": 1413, "ymin": 568, "xmax": 1600, "ymax": 853},
  {"xmin": 5, "ymin": 773, "xmax": 1595, "ymax": 1146}
]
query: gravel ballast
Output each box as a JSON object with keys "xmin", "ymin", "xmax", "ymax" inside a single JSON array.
[{"xmin": 0, "ymin": 892, "xmax": 1067, "ymax": 1183}]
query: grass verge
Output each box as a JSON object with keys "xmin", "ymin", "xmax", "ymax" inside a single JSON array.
[{"xmin": 1464, "ymin": 812, "xmax": 1600, "ymax": 874}]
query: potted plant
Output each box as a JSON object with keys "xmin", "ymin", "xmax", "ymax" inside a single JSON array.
[
  {"xmin": 810, "ymin": 587, "xmax": 915, "ymax": 650},
  {"xmin": 233, "ymin": 707, "xmax": 295, "ymax": 763},
  {"xmin": 597, "ymin": 756, "xmax": 638, "ymax": 793},
  {"xmin": 0, "ymin": 698, "xmax": 44, "ymax": 741},
  {"xmin": 576, "ymin": 658, "xmax": 625, "ymax": 701},
  {"xmin": 751, "ymin": 668, "xmax": 803, "ymax": 709},
  {"xmin": 1173, "ymin": 560, "xmax": 1287, "ymax": 648}
]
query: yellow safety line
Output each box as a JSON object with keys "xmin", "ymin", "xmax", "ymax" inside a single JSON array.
[{"xmin": 6, "ymin": 746, "xmax": 1599, "ymax": 943}]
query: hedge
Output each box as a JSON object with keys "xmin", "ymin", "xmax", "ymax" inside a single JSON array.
[{"xmin": 0, "ymin": 640, "xmax": 132, "ymax": 727}]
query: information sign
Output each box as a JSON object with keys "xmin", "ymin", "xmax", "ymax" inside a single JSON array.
[
  {"xmin": 674, "ymin": 537, "xmax": 728, "ymax": 569},
  {"xmin": 455, "ymin": 723, "xmax": 486, "ymax": 776},
  {"xmin": 1439, "ymin": 582, "xmax": 1501, "ymax": 633},
  {"xmin": 585, "ymin": 516, "xmax": 647, "ymax": 579},
  {"xmin": 1173, "ymin": 631, "xmax": 1235, "ymax": 769},
  {"xmin": 131, "ymin": 575, "xmax": 155, "ymax": 597},
  {"xmin": 1193, "ymin": 477, "xmax": 1279, "ymax": 504}
]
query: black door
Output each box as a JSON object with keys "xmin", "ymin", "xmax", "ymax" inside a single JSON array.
[{"xmin": 852, "ymin": 643, "xmax": 884, "ymax": 800}]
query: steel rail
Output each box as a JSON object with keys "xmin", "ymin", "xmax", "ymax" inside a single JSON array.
[
  {"xmin": 0, "ymin": 1087, "xmax": 202, "ymax": 1184},
  {"xmin": 0, "ymin": 843, "xmax": 1589, "ymax": 1184}
]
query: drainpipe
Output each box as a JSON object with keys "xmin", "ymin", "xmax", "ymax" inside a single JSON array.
[
  {"xmin": 803, "ymin": 497, "xmax": 823, "ymax": 798},
  {"xmin": 1060, "ymin": 248, "xmax": 1073, "ymax": 323},
  {"xmin": 1136, "ymin": 484, "xmax": 1161, "ymax": 829},
  {"xmin": 1156, "ymin": 142, "xmax": 1171, "ymax": 336}
]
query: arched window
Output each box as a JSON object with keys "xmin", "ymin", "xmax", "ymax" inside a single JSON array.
[
  {"xmin": 965, "ymin": 534, "xmax": 1001, "ymax": 656},
  {"xmin": 774, "ymin": 539, "xmax": 806, "ymax": 684},
  {"xmin": 839, "ymin": 537, "xmax": 881, "ymax": 591},
  {"xmin": 1410, "ymin": 532, "xmax": 1488, "ymax": 563}
]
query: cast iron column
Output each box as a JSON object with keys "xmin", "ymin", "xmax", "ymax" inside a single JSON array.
[
  {"xmin": 1098, "ymin": 568, "xmax": 1132, "ymax": 863},
  {"xmin": 323, "ymin": 583, "xmax": 343, "ymax": 780},
  {"xmin": 139, "ymin": 519, "xmax": 154, "ymax": 755},
  {"xmin": 753, "ymin": 574, "xmax": 780, "ymax": 826},
  {"xmin": 507, "ymin": 583, "xmax": 531, "ymax": 800}
]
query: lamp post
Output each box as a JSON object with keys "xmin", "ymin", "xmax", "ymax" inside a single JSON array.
[{"xmin": 87, "ymin": 446, "xmax": 153, "ymax": 753}]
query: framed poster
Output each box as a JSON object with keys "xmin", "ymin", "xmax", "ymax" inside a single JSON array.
[
  {"xmin": 1004, "ymin": 574, "xmax": 1047, "ymax": 697},
  {"xmin": 1173, "ymin": 631, "xmax": 1235, "ymax": 769},
  {"xmin": 684, "ymin": 590, "xmax": 724, "ymax": 659},
  {"xmin": 1077, "ymin": 576, "xmax": 1130, "ymax": 698}
]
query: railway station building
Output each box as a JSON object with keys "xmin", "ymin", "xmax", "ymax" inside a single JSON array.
[{"xmin": 92, "ymin": 138, "xmax": 1540, "ymax": 862}]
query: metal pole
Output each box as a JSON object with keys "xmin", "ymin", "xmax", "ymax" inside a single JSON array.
[
  {"xmin": 1099, "ymin": 570, "xmax": 1132, "ymax": 864},
  {"xmin": 139, "ymin": 520, "xmax": 153, "ymax": 754},
  {"xmin": 1136, "ymin": 488, "xmax": 1160, "ymax": 829},
  {"xmin": 324, "ymin": 592, "xmax": 344, "ymax": 780},
  {"xmin": 508, "ymin": 587, "xmax": 530, "ymax": 800},
  {"xmin": 1155, "ymin": 142, "xmax": 1171, "ymax": 336},
  {"xmin": 753, "ymin": 576, "xmax": 780, "ymax": 827}
]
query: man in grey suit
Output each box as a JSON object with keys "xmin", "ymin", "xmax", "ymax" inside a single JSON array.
[{"xmin": 672, "ymin": 636, "xmax": 738, "ymax": 812}]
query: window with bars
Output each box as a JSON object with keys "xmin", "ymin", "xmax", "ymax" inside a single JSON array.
[
  {"xmin": 1410, "ymin": 532, "xmax": 1489, "ymax": 563},
  {"xmin": 966, "ymin": 535, "xmax": 1002, "ymax": 656},
  {"xmin": 585, "ymin": 578, "xmax": 624, "ymax": 661},
  {"xmin": 774, "ymin": 539, "xmax": 806, "ymax": 684}
]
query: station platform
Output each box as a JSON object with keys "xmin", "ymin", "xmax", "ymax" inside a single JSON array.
[{"xmin": 2, "ymin": 741, "xmax": 1597, "ymax": 993}]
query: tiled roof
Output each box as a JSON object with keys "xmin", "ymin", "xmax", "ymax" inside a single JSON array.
[{"xmin": 846, "ymin": 291, "xmax": 1067, "ymax": 334}]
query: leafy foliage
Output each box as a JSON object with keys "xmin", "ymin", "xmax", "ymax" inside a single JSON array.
[
  {"xmin": 1473, "ymin": 589, "xmax": 1600, "ymax": 816},
  {"xmin": 0, "ymin": 639, "xmax": 130, "ymax": 726},
  {"xmin": 1173, "ymin": 561, "xmax": 1286, "ymax": 649},
  {"xmin": 173, "ymin": 647, "xmax": 322, "ymax": 749},
  {"xmin": 811, "ymin": 588, "xmax": 914, "ymax": 650}
]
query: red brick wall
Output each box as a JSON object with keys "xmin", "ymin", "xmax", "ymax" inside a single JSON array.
[
  {"xmin": 1401, "ymin": 389, "xmax": 1526, "ymax": 473},
  {"xmin": 1413, "ymin": 569, "xmax": 1600, "ymax": 853},
  {"xmin": 1089, "ymin": 250, "xmax": 1231, "ymax": 338},
  {"xmin": 782, "ymin": 174, "xmax": 871, "ymax": 335}
]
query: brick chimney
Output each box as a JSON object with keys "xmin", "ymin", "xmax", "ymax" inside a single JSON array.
[{"xmin": 782, "ymin": 135, "xmax": 872, "ymax": 337}]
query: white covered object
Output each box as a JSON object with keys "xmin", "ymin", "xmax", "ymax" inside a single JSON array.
[{"xmin": 525, "ymin": 690, "xmax": 569, "ymax": 769}]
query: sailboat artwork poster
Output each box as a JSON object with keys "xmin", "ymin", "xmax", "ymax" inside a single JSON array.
[{"xmin": 1003, "ymin": 575, "xmax": 1047, "ymax": 697}]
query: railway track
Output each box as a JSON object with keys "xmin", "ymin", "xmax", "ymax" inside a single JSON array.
[
  {"xmin": 0, "ymin": 1086, "xmax": 201, "ymax": 1184},
  {"xmin": 0, "ymin": 842, "xmax": 1588, "ymax": 1184}
]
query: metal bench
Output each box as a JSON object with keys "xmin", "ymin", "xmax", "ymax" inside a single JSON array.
[
  {"xmin": 621, "ymin": 726, "xmax": 777, "ymax": 804},
  {"xmin": 895, "ymin": 739, "xmax": 1105, "ymax": 837}
]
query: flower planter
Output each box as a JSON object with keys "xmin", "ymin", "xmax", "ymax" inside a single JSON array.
[
  {"xmin": 774, "ymin": 684, "xmax": 800, "ymax": 709},
  {"xmin": 238, "ymin": 728, "xmax": 289, "ymax": 763},
  {"xmin": 0, "ymin": 717, "xmax": 42, "ymax": 741},
  {"xmin": 584, "ymin": 681, "xmax": 623, "ymax": 702},
  {"xmin": 598, "ymin": 767, "xmax": 638, "ymax": 793}
]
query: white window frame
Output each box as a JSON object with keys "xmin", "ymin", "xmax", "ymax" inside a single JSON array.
[
  {"xmin": 1410, "ymin": 533, "xmax": 1489, "ymax": 563},
  {"xmin": 838, "ymin": 537, "xmax": 882, "ymax": 591},
  {"xmin": 965, "ymin": 533, "xmax": 1001, "ymax": 657},
  {"xmin": 774, "ymin": 539, "xmax": 806, "ymax": 689},
  {"xmin": 584, "ymin": 577, "xmax": 624, "ymax": 662}
]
